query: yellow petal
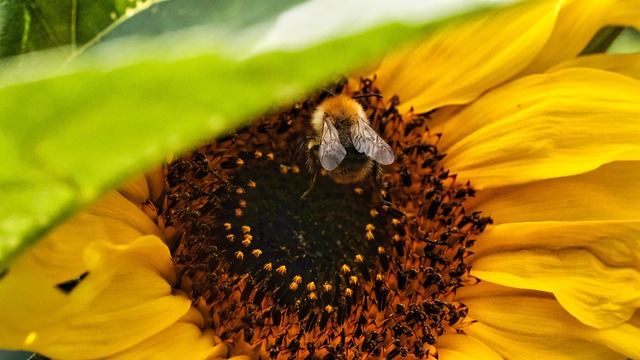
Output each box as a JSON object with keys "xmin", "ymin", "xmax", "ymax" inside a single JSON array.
[
  {"xmin": 590, "ymin": 320, "xmax": 640, "ymax": 359},
  {"xmin": 458, "ymin": 286, "xmax": 636, "ymax": 359},
  {"xmin": 24, "ymin": 191, "xmax": 164, "ymax": 283},
  {"xmin": 87, "ymin": 191, "xmax": 165, "ymax": 239},
  {"xmin": 473, "ymin": 221, "xmax": 640, "ymax": 270},
  {"xmin": 145, "ymin": 166, "xmax": 167, "ymax": 203},
  {"xmin": 119, "ymin": 167, "xmax": 167, "ymax": 205},
  {"xmin": 118, "ymin": 174, "xmax": 152, "ymax": 206},
  {"xmin": 374, "ymin": 0, "xmax": 558, "ymax": 113},
  {"xmin": 0, "ymin": 236, "xmax": 192, "ymax": 359},
  {"xmin": 434, "ymin": 68, "xmax": 640, "ymax": 188},
  {"xmin": 178, "ymin": 305, "xmax": 206, "ymax": 329},
  {"xmin": 606, "ymin": 0, "xmax": 640, "ymax": 29},
  {"xmin": 469, "ymin": 220, "xmax": 640, "ymax": 328},
  {"xmin": 518, "ymin": 0, "xmax": 617, "ymax": 75},
  {"xmin": 468, "ymin": 161, "xmax": 640, "ymax": 223},
  {"xmin": 109, "ymin": 326, "xmax": 227, "ymax": 360},
  {"xmin": 548, "ymin": 53, "xmax": 640, "ymax": 81},
  {"xmin": 470, "ymin": 247, "xmax": 640, "ymax": 329},
  {"xmin": 437, "ymin": 334, "xmax": 503, "ymax": 360},
  {"xmin": 0, "ymin": 255, "xmax": 69, "ymax": 346},
  {"xmin": 37, "ymin": 296, "xmax": 192, "ymax": 358}
]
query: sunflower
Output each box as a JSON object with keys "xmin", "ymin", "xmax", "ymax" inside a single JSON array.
[{"xmin": 2, "ymin": 0, "xmax": 640, "ymax": 359}]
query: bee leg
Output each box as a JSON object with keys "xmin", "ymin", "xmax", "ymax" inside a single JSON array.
[
  {"xmin": 293, "ymin": 136, "xmax": 312, "ymax": 164},
  {"xmin": 371, "ymin": 163, "xmax": 404, "ymax": 217},
  {"xmin": 301, "ymin": 144, "xmax": 320, "ymax": 200},
  {"xmin": 371, "ymin": 163, "xmax": 388, "ymax": 203},
  {"xmin": 300, "ymin": 169, "xmax": 317, "ymax": 200}
]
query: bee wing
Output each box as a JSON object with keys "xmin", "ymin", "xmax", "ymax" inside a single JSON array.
[
  {"xmin": 319, "ymin": 118, "xmax": 347, "ymax": 171},
  {"xmin": 351, "ymin": 118, "xmax": 394, "ymax": 165}
]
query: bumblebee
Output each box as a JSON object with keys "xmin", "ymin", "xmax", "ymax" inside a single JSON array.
[{"xmin": 301, "ymin": 94, "xmax": 394, "ymax": 199}]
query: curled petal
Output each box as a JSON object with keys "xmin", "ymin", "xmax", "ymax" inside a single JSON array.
[
  {"xmin": 87, "ymin": 191, "xmax": 165, "ymax": 239},
  {"xmin": 519, "ymin": 0, "xmax": 617, "ymax": 75},
  {"xmin": 24, "ymin": 191, "xmax": 165, "ymax": 283},
  {"xmin": 119, "ymin": 167, "xmax": 167, "ymax": 205},
  {"xmin": 457, "ymin": 284, "xmax": 640, "ymax": 359},
  {"xmin": 118, "ymin": 175, "xmax": 152, "ymax": 206},
  {"xmin": 470, "ymin": 246, "xmax": 640, "ymax": 329},
  {"xmin": 374, "ymin": 0, "xmax": 558, "ymax": 113},
  {"xmin": 434, "ymin": 69, "xmax": 640, "ymax": 188},
  {"xmin": 467, "ymin": 162, "xmax": 640, "ymax": 329},
  {"xmin": 0, "ymin": 236, "xmax": 191, "ymax": 359},
  {"xmin": 469, "ymin": 220, "xmax": 640, "ymax": 329},
  {"xmin": 145, "ymin": 166, "xmax": 167, "ymax": 203}
]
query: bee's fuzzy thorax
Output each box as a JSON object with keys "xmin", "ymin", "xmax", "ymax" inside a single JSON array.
[{"xmin": 310, "ymin": 94, "xmax": 369, "ymax": 134}]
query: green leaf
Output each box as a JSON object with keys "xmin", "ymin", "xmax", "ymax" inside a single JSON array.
[
  {"xmin": 0, "ymin": 0, "xmax": 513, "ymax": 270},
  {"xmin": 607, "ymin": 27, "xmax": 640, "ymax": 54},
  {"xmin": 0, "ymin": 0, "xmax": 27, "ymax": 57},
  {"xmin": 580, "ymin": 26, "xmax": 625, "ymax": 55},
  {"xmin": 18, "ymin": 0, "xmax": 131, "ymax": 55},
  {"xmin": 102, "ymin": 0, "xmax": 303, "ymax": 40}
]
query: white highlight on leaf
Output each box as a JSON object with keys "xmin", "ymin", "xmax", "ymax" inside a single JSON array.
[{"xmin": 250, "ymin": 0, "xmax": 515, "ymax": 54}]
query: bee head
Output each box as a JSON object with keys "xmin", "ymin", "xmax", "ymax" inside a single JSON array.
[{"xmin": 333, "ymin": 116, "xmax": 352, "ymax": 130}]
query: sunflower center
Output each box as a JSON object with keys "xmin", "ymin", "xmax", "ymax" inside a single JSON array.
[
  {"xmin": 162, "ymin": 80, "xmax": 491, "ymax": 359},
  {"xmin": 221, "ymin": 161, "xmax": 382, "ymax": 287}
]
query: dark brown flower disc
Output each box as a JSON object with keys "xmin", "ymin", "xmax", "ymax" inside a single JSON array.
[{"xmin": 161, "ymin": 78, "xmax": 491, "ymax": 359}]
